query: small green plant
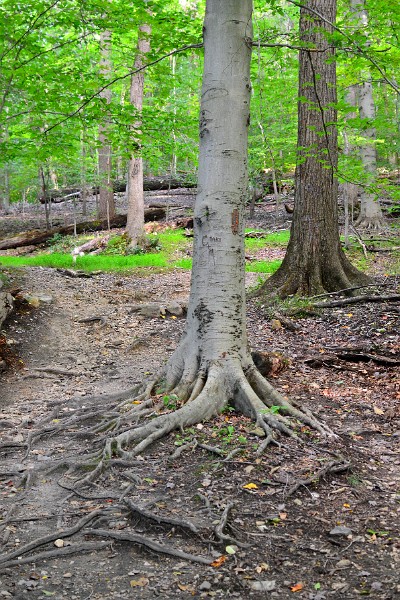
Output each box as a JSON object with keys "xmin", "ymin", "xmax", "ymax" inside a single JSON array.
[
  {"xmin": 347, "ymin": 473, "xmax": 362, "ymax": 487},
  {"xmin": 367, "ymin": 529, "xmax": 390, "ymax": 538},
  {"xmin": 104, "ymin": 234, "xmax": 129, "ymax": 255},
  {"xmin": 260, "ymin": 405, "xmax": 282, "ymax": 415},
  {"xmin": 218, "ymin": 425, "xmax": 235, "ymax": 443},
  {"xmin": 163, "ymin": 394, "xmax": 178, "ymax": 410}
]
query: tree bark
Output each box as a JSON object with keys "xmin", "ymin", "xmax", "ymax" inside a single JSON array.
[
  {"xmin": 61, "ymin": 0, "xmax": 333, "ymax": 465},
  {"xmin": 351, "ymin": 0, "xmax": 384, "ymax": 230},
  {"xmin": 126, "ymin": 21, "xmax": 151, "ymax": 246},
  {"xmin": 255, "ymin": 0, "xmax": 371, "ymax": 298},
  {"xmin": 98, "ymin": 28, "xmax": 115, "ymax": 222},
  {"xmin": 342, "ymin": 85, "xmax": 359, "ymax": 246}
]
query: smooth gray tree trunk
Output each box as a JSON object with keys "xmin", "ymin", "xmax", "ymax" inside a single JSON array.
[
  {"xmin": 343, "ymin": 85, "xmax": 359, "ymax": 245},
  {"xmin": 126, "ymin": 23, "xmax": 151, "ymax": 246},
  {"xmin": 351, "ymin": 0, "xmax": 384, "ymax": 229},
  {"xmin": 98, "ymin": 29, "xmax": 115, "ymax": 222},
  {"xmin": 98, "ymin": 0, "xmax": 332, "ymax": 460}
]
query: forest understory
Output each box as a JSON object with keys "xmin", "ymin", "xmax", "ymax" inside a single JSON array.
[{"xmin": 0, "ymin": 195, "xmax": 399, "ymax": 600}]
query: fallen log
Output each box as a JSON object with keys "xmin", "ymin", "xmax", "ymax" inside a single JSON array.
[
  {"xmin": 0, "ymin": 208, "xmax": 165, "ymax": 251},
  {"xmin": 40, "ymin": 177, "xmax": 197, "ymax": 203}
]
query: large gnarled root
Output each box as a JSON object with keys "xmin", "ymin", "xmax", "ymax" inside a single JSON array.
[{"xmin": 96, "ymin": 355, "xmax": 334, "ymax": 461}]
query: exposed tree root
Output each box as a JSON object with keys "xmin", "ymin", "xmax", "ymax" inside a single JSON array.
[
  {"xmin": 87, "ymin": 529, "xmax": 213, "ymax": 564},
  {"xmin": 124, "ymin": 498, "xmax": 200, "ymax": 534},
  {"xmin": 2, "ymin": 352, "xmax": 342, "ymax": 572},
  {"xmin": 354, "ymin": 215, "xmax": 386, "ymax": 230},
  {"xmin": 0, "ymin": 509, "xmax": 105, "ymax": 566},
  {"xmin": 0, "ymin": 542, "xmax": 112, "ymax": 572},
  {"xmin": 214, "ymin": 502, "xmax": 250, "ymax": 548}
]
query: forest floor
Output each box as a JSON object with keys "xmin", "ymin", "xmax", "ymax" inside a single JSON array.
[{"xmin": 0, "ymin": 193, "xmax": 399, "ymax": 600}]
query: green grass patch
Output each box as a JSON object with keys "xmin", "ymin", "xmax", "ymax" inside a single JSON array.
[
  {"xmin": 174, "ymin": 257, "xmax": 281, "ymax": 274},
  {"xmin": 245, "ymin": 259, "xmax": 282, "ymax": 273},
  {"xmin": 245, "ymin": 229, "xmax": 290, "ymax": 251},
  {"xmin": 0, "ymin": 252, "xmax": 167, "ymax": 271},
  {"xmin": 0, "ymin": 228, "xmax": 287, "ymax": 275}
]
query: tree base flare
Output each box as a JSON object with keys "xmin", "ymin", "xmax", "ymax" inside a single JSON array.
[{"xmin": 86, "ymin": 354, "xmax": 336, "ymax": 467}]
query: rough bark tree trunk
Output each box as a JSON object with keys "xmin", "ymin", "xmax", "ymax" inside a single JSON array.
[
  {"xmin": 255, "ymin": 0, "xmax": 371, "ymax": 298},
  {"xmin": 126, "ymin": 22, "xmax": 151, "ymax": 247},
  {"xmin": 98, "ymin": 28, "xmax": 115, "ymax": 222}
]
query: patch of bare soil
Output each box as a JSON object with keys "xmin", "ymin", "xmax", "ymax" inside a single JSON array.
[{"xmin": 0, "ymin": 200, "xmax": 399, "ymax": 600}]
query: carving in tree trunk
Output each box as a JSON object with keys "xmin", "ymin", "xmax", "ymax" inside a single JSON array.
[{"xmin": 255, "ymin": 0, "xmax": 371, "ymax": 298}]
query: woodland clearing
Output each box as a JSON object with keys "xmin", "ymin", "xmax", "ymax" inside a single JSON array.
[{"xmin": 0, "ymin": 193, "xmax": 399, "ymax": 600}]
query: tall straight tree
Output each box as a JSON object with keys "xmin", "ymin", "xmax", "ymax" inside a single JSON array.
[
  {"xmin": 256, "ymin": 0, "xmax": 370, "ymax": 298},
  {"xmin": 98, "ymin": 27, "xmax": 115, "ymax": 222},
  {"xmin": 97, "ymin": 0, "xmax": 330, "ymax": 461},
  {"xmin": 351, "ymin": 0, "xmax": 384, "ymax": 230},
  {"xmin": 126, "ymin": 21, "xmax": 151, "ymax": 247}
]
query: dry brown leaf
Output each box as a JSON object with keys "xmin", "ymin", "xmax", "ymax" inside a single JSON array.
[
  {"xmin": 291, "ymin": 582, "xmax": 304, "ymax": 592},
  {"xmin": 130, "ymin": 577, "xmax": 149, "ymax": 587},
  {"xmin": 211, "ymin": 555, "xmax": 228, "ymax": 568}
]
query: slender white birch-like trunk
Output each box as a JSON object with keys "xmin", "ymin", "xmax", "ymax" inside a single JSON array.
[
  {"xmin": 98, "ymin": 28, "xmax": 115, "ymax": 222},
  {"xmin": 351, "ymin": 0, "xmax": 384, "ymax": 229},
  {"xmin": 126, "ymin": 23, "xmax": 151, "ymax": 246}
]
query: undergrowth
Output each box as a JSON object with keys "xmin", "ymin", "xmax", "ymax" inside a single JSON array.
[{"xmin": 0, "ymin": 228, "xmax": 288, "ymax": 274}]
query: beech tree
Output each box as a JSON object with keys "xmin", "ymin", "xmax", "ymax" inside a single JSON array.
[
  {"xmin": 255, "ymin": 0, "xmax": 371, "ymax": 298},
  {"xmin": 350, "ymin": 0, "xmax": 384, "ymax": 230},
  {"xmin": 89, "ymin": 0, "xmax": 332, "ymax": 464},
  {"xmin": 126, "ymin": 21, "xmax": 151, "ymax": 246},
  {"xmin": 98, "ymin": 26, "xmax": 115, "ymax": 221}
]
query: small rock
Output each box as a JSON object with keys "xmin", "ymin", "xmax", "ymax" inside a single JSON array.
[
  {"xmin": 54, "ymin": 539, "xmax": 65, "ymax": 548},
  {"xmin": 248, "ymin": 580, "xmax": 276, "ymax": 592},
  {"xmin": 270, "ymin": 319, "xmax": 281, "ymax": 330},
  {"xmin": 165, "ymin": 301, "xmax": 184, "ymax": 317},
  {"xmin": 37, "ymin": 295, "xmax": 53, "ymax": 304},
  {"xmin": 371, "ymin": 582, "xmax": 382, "ymax": 591},
  {"xmin": 199, "ymin": 581, "xmax": 212, "ymax": 591},
  {"xmin": 336, "ymin": 559, "xmax": 352, "ymax": 568},
  {"xmin": 63, "ymin": 573, "xmax": 73, "ymax": 578},
  {"xmin": 329, "ymin": 526, "xmax": 352, "ymax": 537}
]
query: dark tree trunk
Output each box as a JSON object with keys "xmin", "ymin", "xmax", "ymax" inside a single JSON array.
[{"xmin": 256, "ymin": 0, "xmax": 371, "ymax": 298}]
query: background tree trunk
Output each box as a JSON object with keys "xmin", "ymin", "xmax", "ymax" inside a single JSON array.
[
  {"xmin": 342, "ymin": 85, "xmax": 359, "ymax": 246},
  {"xmin": 256, "ymin": 0, "xmax": 371, "ymax": 298},
  {"xmin": 126, "ymin": 22, "xmax": 151, "ymax": 246},
  {"xmin": 351, "ymin": 0, "xmax": 384, "ymax": 230},
  {"xmin": 98, "ymin": 28, "xmax": 115, "ymax": 222}
]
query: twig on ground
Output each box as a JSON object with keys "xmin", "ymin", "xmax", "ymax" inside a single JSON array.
[
  {"xmin": 313, "ymin": 294, "xmax": 400, "ymax": 308},
  {"xmin": 285, "ymin": 460, "xmax": 351, "ymax": 498}
]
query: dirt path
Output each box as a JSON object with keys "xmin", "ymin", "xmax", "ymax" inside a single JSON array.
[{"xmin": 1, "ymin": 262, "xmax": 399, "ymax": 599}]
